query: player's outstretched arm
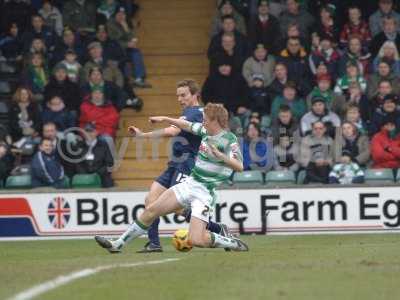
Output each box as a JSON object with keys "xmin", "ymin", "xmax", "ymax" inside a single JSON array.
[
  {"xmin": 128, "ymin": 124, "xmax": 180, "ymax": 138},
  {"xmin": 149, "ymin": 116, "xmax": 192, "ymax": 132}
]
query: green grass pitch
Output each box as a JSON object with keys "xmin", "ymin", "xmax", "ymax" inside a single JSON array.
[{"xmin": 1, "ymin": 234, "xmax": 400, "ymax": 300}]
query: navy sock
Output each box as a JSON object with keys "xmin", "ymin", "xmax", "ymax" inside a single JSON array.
[
  {"xmin": 148, "ymin": 217, "xmax": 161, "ymax": 246},
  {"xmin": 207, "ymin": 221, "xmax": 221, "ymax": 234}
]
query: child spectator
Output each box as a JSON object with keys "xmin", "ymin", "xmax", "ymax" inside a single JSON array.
[
  {"xmin": 60, "ymin": 49, "xmax": 81, "ymax": 83},
  {"xmin": 21, "ymin": 52, "xmax": 49, "ymax": 102},
  {"xmin": 273, "ymin": 134, "xmax": 300, "ymax": 171},
  {"xmin": 340, "ymin": 6, "xmax": 371, "ymax": 49},
  {"xmin": 373, "ymin": 41, "xmax": 400, "ymax": 76},
  {"xmin": 371, "ymin": 118, "xmax": 400, "ymax": 169},
  {"xmin": 334, "ymin": 121, "xmax": 370, "ymax": 166},
  {"xmin": 241, "ymin": 122, "xmax": 271, "ymax": 171},
  {"xmin": 329, "ymin": 150, "xmax": 365, "ymax": 184},
  {"xmin": 31, "ymin": 137, "xmax": 65, "ymax": 188},
  {"xmin": 271, "ymin": 81, "xmax": 306, "ymax": 121},
  {"xmin": 299, "ymin": 121, "xmax": 334, "ymax": 184},
  {"xmin": 42, "ymin": 96, "xmax": 76, "ymax": 132},
  {"xmin": 334, "ymin": 61, "xmax": 367, "ymax": 96},
  {"xmin": 242, "ymin": 44, "xmax": 276, "ymax": 87}
]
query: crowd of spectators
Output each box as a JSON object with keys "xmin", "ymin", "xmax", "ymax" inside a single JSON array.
[
  {"xmin": 204, "ymin": 0, "xmax": 400, "ymax": 184},
  {"xmin": 0, "ymin": 0, "xmax": 147, "ymax": 188}
]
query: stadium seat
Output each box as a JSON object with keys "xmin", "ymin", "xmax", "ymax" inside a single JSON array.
[
  {"xmin": 297, "ymin": 170, "xmax": 306, "ymax": 184},
  {"xmin": 60, "ymin": 176, "xmax": 70, "ymax": 189},
  {"xmin": 5, "ymin": 175, "xmax": 32, "ymax": 189},
  {"xmin": 265, "ymin": 171, "xmax": 296, "ymax": 187},
  {"xmin": 71, "ymin": 174, "xmax": 102, "ymax": 188},
  {"xmin": 364, "ymin": 169, "xmax": 394, "ymax": 184},
  {"xmin": 232, "ymin": 170, "xmax": 264, "ymax": 186}
]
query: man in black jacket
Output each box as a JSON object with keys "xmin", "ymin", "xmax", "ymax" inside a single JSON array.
[{"xmin": 75, "ymin": 123, "xmax": 114, "ymax": 188}]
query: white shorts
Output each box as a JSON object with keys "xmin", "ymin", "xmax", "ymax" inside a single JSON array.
[{"xmin": 171, "ymin": 177, "xmax": 215, "ymax": 223}]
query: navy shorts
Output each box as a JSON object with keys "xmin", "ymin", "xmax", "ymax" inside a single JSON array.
[{"xmin": 155, "ymin": 164, "xmax": 192, "ymax": 189}]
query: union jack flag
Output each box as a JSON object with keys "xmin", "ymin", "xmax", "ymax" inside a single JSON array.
[{"xmin": 47, "ymin": 197, "xmax": 71, "ymax": 229}]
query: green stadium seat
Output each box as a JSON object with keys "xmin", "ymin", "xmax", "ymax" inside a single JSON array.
[
  {"xmin": 265, "ymin": 171, "xmax": 296, "ymax": 186},
  {"xmin": 60, "ymin": 176, "xmax": 70, "ymax": 188},
  {"xmin": 297, "ymin": 170, "xmax": 306, "ymax": 184},
  {"xmin": 364, "ymin": 169, "xmax": 394, "ymax": 184},
  {"xmin": 5, "ymin": 175, "xmax": 32, "ymax": 189},
  {"xmin": 71, "ymin": 174, "xmax": 102, "ymax": 188},
  {"xmin": 233, "ymin": 170, "xmax": 264, "ymax": 186}
]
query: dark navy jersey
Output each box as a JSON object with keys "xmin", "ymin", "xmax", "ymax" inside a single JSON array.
[{"xmin": 169, "ymin": 106, "xmax": 203, "ymax": 167}]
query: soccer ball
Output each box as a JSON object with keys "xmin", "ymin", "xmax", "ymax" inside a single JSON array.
[{"xmin": 172, "ymin": 229, "xmax": 192, "ymax": 252}]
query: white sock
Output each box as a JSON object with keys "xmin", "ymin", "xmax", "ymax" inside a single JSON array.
[
  {"xmin": 210, "ymin": 233, "xmax": 238, "ymax": 250},
  {"xmin": 114, "ymin": 221, "xmax": 148, "ymax": 248}
]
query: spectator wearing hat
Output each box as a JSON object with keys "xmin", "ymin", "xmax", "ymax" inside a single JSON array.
[
  {"xmin": 39, "ymin": 0, "xmax": 64, "ymax": 36},
  {"xmin": 81, "ymin": 66, "xmax": 126, "ymax": 111},
  {"xmin": 370, "ymin": 16, "xmax": 400, "ymax": 58},
  {"xmin": 79, "ymin": 89, "xmax": 119, "ymax": 138},
  {"xmin": 307, "ymin": 74, "xmax": 345, "ymax": 116},
  {"xmin": 81, "ymin": 41, "xmax": 124, "ymax": 88},
  {"xmin": 242, "ymin": 44, "xmax": 276, "ymax": 87},
  {"xmin": 41, "ymin": 96, "xmax": 76, "ymax": 132},
  {"xmin": 338, "ymin": 35, "xmax": 371, "ymax": 76},
  {"xmin": 340, "ymin": 6, "xmax": 372, "ymax": 50},
  {"xmin": 370, "ymin": 117, "xmax": 400, "ymax": 169},
  {"xmin": 273, "ymin": 133, "xmax": 300, "ymax": 171},
  {"xmin": 370, "ymin": 94, "xmax": 400, "ymax": 135},
  {"xmin": 300, "ymin": 97, "xmax": 341, "ymax": 136},
  {"xmin": 367, "ymin": 59, "xmax": 400, "ymax": 100},
  {"xmin": 247, "ymin": 0, "xmax": 281, "ymax": 54},
  {"xmin": 299, "ymin": 120, "xmax": 334, "ymax": 184},
  {"xmin": 271, "ymin": 81, "xmax": 306, "ymax": 121},
  {"xmin": 202, "ymin": 57, "xmax": 249, "ymax": 115},
  {"xmin": 31, "ymin": 137, "xmax": 65, "ymax": 188},
  {"xmin": 107, "ymin": 5, "xmax": 136, "ymax": 50},
  {"xmin": 334, "ymin": 61, "xmax": 367, "ymax": 96},
  {"xmin": 75, "ymin": 122, "xmax": 114, "ymax": 188},
  {"xmin": 44, "ymin": 63, "xmax": 82, "ymax": 113},
  {"xmin": 271, "ymin": 104, "xmax": 300, "ymax": 145},
  {"xmin": 277, "ymin": 37, "xmax": 312, "ymax": 95},
  {"xmin": 328, "ymin": 149, "xmax": 365, "ymax": 184},
  {"xmin": 369, "ymin": 0, "xmax": 400, "ymax": 37},
  {"xmin": 247, "ymin": 73, "xmax": 271, "ymax": 117},
  {"xmin": 373, "ymin": 41, "xmax": 400, "ymax": 76},
  {"xmin": 309, "ymin": 35, "xmax": 341, "ymax": 80},
  {"xmin": 280, "ymin": 0, "xmax": 315, "ymax": 41},
  {"xmin": 63, "ymin": 0, "xmax": 97, "ymax": 34},
  {"xmin": 208, "ymin": 15, "xmax": 248, "ymax": 62},
  {"xmin": 52, "ymin": 28, "xmax": 84, "ymax": 65},
  {"xmin": 210, "ymin": 0, "xmax": 247, "ymax": 37},
  {"xmin": 334, "ymin": 121, "xmax": 370, "ymax": 166}
]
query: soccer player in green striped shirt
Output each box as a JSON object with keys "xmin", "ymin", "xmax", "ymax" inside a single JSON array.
[{"xmin": 95, "ymin": 103, "xmax": 249, "ymax": 252}]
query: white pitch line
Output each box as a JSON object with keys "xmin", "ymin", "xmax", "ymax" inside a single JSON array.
[{"xmin": 8, "ymin": 258, "xmax": 181, "ymax": 300}]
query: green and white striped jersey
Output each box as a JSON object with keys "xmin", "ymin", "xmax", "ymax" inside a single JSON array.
[{"xmin": 189, "ymin": 122, "xmax": 243, "ymax": 190}]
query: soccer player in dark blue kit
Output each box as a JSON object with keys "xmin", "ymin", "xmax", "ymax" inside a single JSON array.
[{"xmin": 128, "ymin": 79, "xmax": 231, "ymax": 253}]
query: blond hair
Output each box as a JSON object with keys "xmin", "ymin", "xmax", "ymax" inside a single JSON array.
[
  {"xmin": 176, "ymin": 79, "xmax": 200, "ymax": 96},
  {"xmin": 204, "ymin": 103, "xmax": 229, "ymax": 129}
]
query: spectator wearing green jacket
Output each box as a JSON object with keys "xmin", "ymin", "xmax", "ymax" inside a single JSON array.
[{"xmin": 271, "ymin": 81, "xmax": 307, "ymax": 121}]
